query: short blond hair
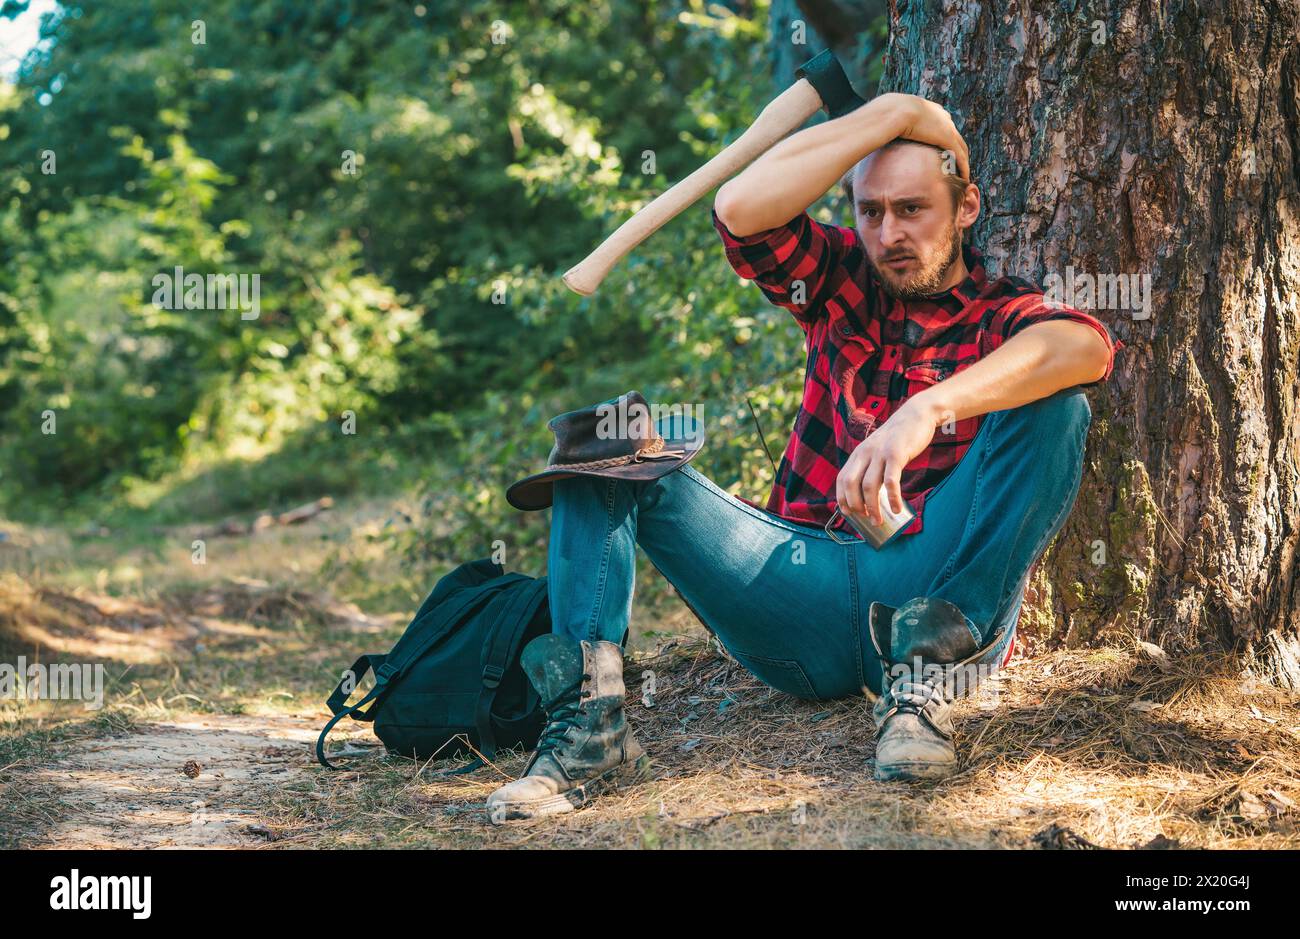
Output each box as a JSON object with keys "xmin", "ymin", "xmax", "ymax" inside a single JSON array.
[{"xmin": 842, "ymin": 139, "xmax": 970, "ymax": 211}]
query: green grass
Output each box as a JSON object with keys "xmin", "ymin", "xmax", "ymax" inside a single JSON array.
[{"xmin": 1, "ymin": 415, "xmax": 454, "ymax": 531}]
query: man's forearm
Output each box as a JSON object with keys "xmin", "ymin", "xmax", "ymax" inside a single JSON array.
[
  {"xmin": 714, "ymin": 94, "xmax": 911, "ymax": 237},
  {"xmin": 906, "ymin": 321, "xmax": 1110, "ymax": 427}
]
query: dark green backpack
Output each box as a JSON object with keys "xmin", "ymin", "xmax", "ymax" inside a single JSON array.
[{"xmin": 316, "ymin": 558, "xmax": 550, "ymax": 770}]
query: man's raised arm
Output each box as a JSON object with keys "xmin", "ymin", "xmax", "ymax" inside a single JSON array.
[{"xmin": 714, "ymin": 93, "xmax": 970, "ymax": 237}]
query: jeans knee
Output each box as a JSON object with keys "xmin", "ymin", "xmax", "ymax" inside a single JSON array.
[
  {"xmin": 1000, "ymin": 387, "xmax": 1091, "ymax": 439},
  {"xmin": 629, "ymin": 465, "xmax": 689, "ymax": 512},
  {"xmin": 552, "ymin": 474, "xmax": 609, "ymax": 504}
]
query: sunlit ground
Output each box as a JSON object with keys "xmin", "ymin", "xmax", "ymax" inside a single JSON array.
[{"xmin": 2, "ymin": 494, "xmax": 1298, "ymax": 849}]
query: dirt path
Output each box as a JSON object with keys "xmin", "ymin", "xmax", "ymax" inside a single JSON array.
[
  {"xmin": 4, "ymin": 537, "xmax": 1299, "ymax": 850},
  {"xmin": 0, "ymin": 554, "xmax": 395, "ymax": 849},
  {"xmin": 28, "ymin": 714, "xmax": 321, "ymax": 849}
]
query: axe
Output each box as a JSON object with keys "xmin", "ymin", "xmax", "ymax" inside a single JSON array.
[{"xmin": 562, "ymin": 50, "xmax": 866, "ymax": 296}]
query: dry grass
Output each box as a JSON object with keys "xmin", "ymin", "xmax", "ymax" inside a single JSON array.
[
  {"xmin": 275, "ymin": 635, "xmax": 1300, "ymax": 850},
  {"xmin": 3, "ymin": 502, "xmax": 1299, "ymax": 849}
]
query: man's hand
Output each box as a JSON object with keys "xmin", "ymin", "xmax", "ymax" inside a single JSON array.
[
  {"xmin": 889, "ymin": 94, "xmax": 971, "ymax": 181},
  {"xmin": 836, "ymin": 397, "xmax": 942, "ymax": 525}
]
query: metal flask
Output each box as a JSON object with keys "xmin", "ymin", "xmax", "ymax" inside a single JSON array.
[{"xmin": 825, "ymin": 485, "xmax": 916, "ymax": 549}]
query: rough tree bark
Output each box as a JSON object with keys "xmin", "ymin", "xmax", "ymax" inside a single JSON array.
[{"xmin": 783, "ymin": 1, "xmax": 1300, "ymax": 682}]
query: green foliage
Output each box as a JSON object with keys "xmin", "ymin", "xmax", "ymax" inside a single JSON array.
[{"xmin": 0, "ymin": 0, "xmax": 845, "ymax": 569}]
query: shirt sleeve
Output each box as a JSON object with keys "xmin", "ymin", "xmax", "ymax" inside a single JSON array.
[
  {"xmin": 985, "ymin": 293, "xmax": 1120, "ymax": 384},
  {"xmin": 711, "ymin": 206, "xmax": 858, "ymax": 328}
]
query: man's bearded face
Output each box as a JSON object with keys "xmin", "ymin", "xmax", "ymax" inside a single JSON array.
[{"xmin": 853, "ymin": 143, "xmax": 969, "ymax": 301}]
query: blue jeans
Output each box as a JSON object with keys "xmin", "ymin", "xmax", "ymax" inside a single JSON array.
[{"xmin": 546, "ymin": 388, "xmax": 1091, "ymax": 698}]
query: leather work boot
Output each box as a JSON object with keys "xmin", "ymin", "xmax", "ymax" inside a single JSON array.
[
  {"xmin": 486, "ymin": 634, "xmax": 649, "ymax": 824},
  {"xmin": 867, "ymin": 597, "xmax": 1005, "ymax": 783}
]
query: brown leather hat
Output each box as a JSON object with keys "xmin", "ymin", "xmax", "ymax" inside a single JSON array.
[{"xmin": 506, "ymin": 390, "xmax": 705, "ymax": 511}]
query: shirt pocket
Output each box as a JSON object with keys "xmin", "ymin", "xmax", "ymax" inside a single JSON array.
[{"xmin": 828, "ymin": 330, "xmax": 879, "ymax": 400}]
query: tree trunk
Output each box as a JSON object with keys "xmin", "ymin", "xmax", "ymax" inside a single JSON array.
[
  {"xmin": 772, "ymin": 0, "xmax": 888, "ymax": 98},
  {"xmin": 789, "ymin": 1, "xmax": 1300, "ymax": 680}
]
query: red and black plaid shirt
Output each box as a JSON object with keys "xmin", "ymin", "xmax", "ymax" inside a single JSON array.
[{"xmin": 712, "ymin": 207, "xmax": 1118, "ymax": 538}]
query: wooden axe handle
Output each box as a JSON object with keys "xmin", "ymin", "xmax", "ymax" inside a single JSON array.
[{"xmin": 562, "ymin": 78, "xmax": 824, "ymax": 296}]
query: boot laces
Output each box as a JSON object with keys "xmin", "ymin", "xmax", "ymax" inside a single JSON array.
[
  {"xmin": 535, "ymin": 674, "xmax": 592, "ymax": 756},
  {"xmin": 886, "ymin": 673, "xmax": 947, "ymax": 716}
]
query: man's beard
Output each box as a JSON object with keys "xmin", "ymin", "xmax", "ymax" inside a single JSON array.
[{"xmin": 868, "ymin": 219, "xmax": 964, "ymax": 301}]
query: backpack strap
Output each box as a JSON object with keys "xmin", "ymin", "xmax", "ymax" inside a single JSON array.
[
  {"xmin": 428, "ymin": 755, "xmax": 486, "ymax": 777},
  {"xmin": 474, "ymin": 578, "xmax": 549, "ymax": 761},
  {"xmin": 316, "ymin": 575, "xmax": 526, "ymax": 769},
  {"xmin": 324, "ymin": 654, "xmax": 388, "ymax": 721},
  {"xmin": 384, "ymin": 573, "xmax": 528, "ymax": 680},
  {"xmin": 316, "ymin": 654, "xmax": 392, "ymax": 768},
  {"xmin": 316, "ymin": 688, "xmax": 383, "ymax": 769},
  {"xmin": 410, "ymin": 557, "xmax": 504, "ymax": 623}
]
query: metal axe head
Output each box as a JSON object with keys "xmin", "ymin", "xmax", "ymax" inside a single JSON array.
[{"xmin": 796, "ymin": 49, "xmax": 867, "ymax": 120}]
